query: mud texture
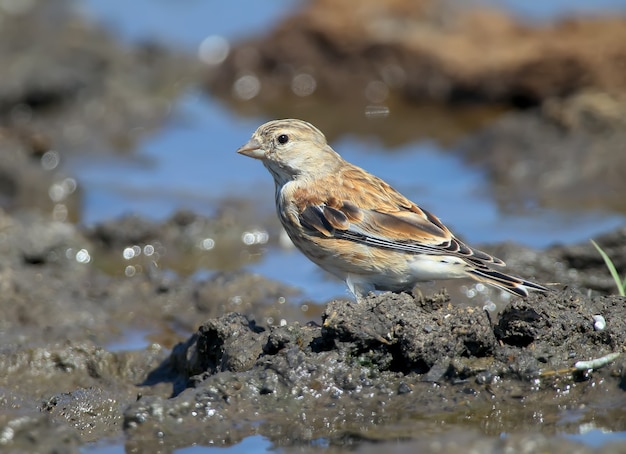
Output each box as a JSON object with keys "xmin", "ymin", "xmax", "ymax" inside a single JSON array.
[
  {"xmin": 2, "ymin": 207, "xmax": 626, "ymax": 452},
  {"xmin": 122, "ymin": 289, "xmax": 626, "ymax": 451},
  {"xmin": 1, "ymin": 1, "xmax": 626, "ymax": 453}
]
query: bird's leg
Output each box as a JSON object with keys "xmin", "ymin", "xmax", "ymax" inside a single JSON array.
[
  {"xmin": 346, "ymin": 275, "xmax": 374, "ymax": 302},
  {"xmin": 410, "ymin": 285, "xmax": 425, "ymax": 303}
]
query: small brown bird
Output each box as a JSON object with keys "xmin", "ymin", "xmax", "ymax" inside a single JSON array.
[{"xmin": 237, "ymin": 119, "xmax": 548, "ymax": 299}]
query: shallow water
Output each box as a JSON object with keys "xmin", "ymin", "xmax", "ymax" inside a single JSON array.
[{"xmin": 81, "ymin": 434, "xmax": 274, "ymax": 454}]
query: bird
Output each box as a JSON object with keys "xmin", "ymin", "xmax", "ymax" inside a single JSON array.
[{"xmin": 237, "ymin": 119, "xmax": 549, "ymax": 300}]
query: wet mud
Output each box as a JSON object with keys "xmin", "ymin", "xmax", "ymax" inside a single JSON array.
[
  {"xmin": 3, "ymin": 211, "xmax": 626, "ymax": 453},
  {"xmin": 1, "ymin": 1, "xmax": 626, "ymax": 453},
  {"xmin": 124, "ymin": 289, "xmax": 626, "ymax": 451}
]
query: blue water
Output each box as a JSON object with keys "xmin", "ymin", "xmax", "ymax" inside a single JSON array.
[
  {"xmin": 81, "ymin": 430, "xmax": 626, "ymax": 454},
  {"xmin": 175, "ymin": 435, "xmax": 274, "ymax": 454},
  {"xmin": 566, "ymin": 429, "xmax": 626, "ymax": 448},
  {"xmin": 81, "ymin": 435, "xmax": 274, "ymax": 454},
  {"xmin": 486, "ymin": 0, "xmax": 626, "ymax": 20},
  {"xmin": 78, "ymin": 0, "xmax": 300, "ymax": 46}
]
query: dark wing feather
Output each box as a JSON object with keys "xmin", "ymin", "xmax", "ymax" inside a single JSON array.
[{"xmin": 292, "ymin": 164, "xmax": 505, "ymax": 267}]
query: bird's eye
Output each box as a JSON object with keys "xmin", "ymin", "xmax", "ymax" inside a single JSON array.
[{"xmin": 277, "ymin": 134, "xmax": 289, "ymax": 145}]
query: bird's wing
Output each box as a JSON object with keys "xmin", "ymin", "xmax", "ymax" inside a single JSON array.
[{"xmin": 293, "ymin": 166, "xmax": 504, "ymax": 266}]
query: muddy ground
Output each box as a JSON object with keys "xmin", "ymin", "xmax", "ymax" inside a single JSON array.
[
  {"xmin": 1, "ymin": 1, "xmax": 626, "ymax": 453},
  {"xmin": 3, "ymin": 214, "xmax": 626, "ymax": 454}
]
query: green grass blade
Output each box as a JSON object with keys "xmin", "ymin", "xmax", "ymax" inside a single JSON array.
[{"xmin": 591, "ymin": 240, "xmax": 626, "ymax": 296}]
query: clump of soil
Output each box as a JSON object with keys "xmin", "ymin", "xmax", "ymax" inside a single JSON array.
[{"xmin": 122, "ymin": 288, "xmax": 626, "ymax": 450}]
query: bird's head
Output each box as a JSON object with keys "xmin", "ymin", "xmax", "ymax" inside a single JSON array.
[{"xmin": 237, "ymin": 119, "xmax": 343, "ymax": 186}]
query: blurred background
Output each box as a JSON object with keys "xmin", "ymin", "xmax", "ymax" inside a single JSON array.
[
  {"xmin": 2, "ymin": 0, "xmax": 626, "ymax": 302},
  {"xmin": 1, "ymin": 2, "xmax": 626, "ymax": 452}
]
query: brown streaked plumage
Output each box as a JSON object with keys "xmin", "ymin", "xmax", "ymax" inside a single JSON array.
[{"xmin": 237, "ymin": 119, "xmax": 549, "ymax": 299}]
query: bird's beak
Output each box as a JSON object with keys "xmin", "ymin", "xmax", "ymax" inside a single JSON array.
[{"xmin": 237, "ymin": 138, "xmax": 265, "ymax": 159}]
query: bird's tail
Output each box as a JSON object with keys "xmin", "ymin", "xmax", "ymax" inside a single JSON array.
[{"xmin": 468, "ymin": 268, "xmax": 550, "ymax": 298}]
